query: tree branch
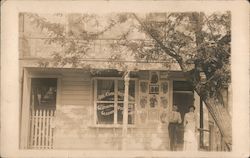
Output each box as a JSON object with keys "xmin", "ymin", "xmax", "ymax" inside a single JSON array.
[{"xmin": 132, "ymin": 13, "xmax": 186, "ymax": 71}]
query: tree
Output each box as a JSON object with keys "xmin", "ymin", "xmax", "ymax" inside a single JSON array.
[{"xmin": 24, "ymin": 11, "xmax": 231, "ymax": 150}]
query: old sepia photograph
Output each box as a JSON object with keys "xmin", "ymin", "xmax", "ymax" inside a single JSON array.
[
  {"xmin": 1, "ymin": 1, "xmax": 249, "ymax": 158},
  {"xmin": 19, "ymin": 11, "xmax": 232, "ymax": 151}
]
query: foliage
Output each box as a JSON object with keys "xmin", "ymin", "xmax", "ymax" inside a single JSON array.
[{"xmin": 25, "ymin": 12, "xmax": 231, "ymax": 102}]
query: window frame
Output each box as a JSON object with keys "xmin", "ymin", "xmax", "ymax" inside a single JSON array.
[{"xmin": 93, "ymin": 77, "xmax": 137, "ymax": 128}]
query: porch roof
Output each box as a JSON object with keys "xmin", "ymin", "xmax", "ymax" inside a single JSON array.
[
  {"xmin": 20, "ymin": 57, "xmax": 184, "ymax": 71},
  {"xmin": 25, "ymin": 67, "xmax": 188, "ymax": 79}
]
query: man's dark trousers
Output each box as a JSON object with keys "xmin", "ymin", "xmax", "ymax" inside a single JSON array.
[{"xmin": 168, "ymin": 122, "xmax": 178, "ymax": 151}]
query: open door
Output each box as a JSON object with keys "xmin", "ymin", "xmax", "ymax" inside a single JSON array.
[
  {"xmin": 29, "ymin": 78, "xmax": 57, "ymax": 149},
  {"xmin": 173, "ymin": 81, "xmax": 194, "ymax": 150}
]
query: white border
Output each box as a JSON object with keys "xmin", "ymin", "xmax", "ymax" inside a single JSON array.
[{"xmin": 1, "ymin": 1, "xmax": 249, "ymax": 158}]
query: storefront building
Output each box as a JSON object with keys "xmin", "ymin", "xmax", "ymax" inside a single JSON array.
[{"xmin": 19, "ymin": 13, "xmax": 229, "ymax": 151}]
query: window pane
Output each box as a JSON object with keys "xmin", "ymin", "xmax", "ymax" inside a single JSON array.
[
  {"xmin": 96, "ymin": 103, "xmax": 114, "ymax": 124},
  {"xmin": 118, "ymin": 80, "xmax": 124, "ymax": 101},
  {"xmin": 129, "ymin": 80, "xmax": 135, "ymax": 101},
  {"xmin": 117, "ymin": 103, "xmax": 135, "ymax": 124},
  {"xmin": 31, "ymin": 78, "xmax": 57, "ymax": 110},
  {"xmin": 118, "ymin": 80, "xmax": 135, "ymax": 102},
  {"xmin": 97, "ymin": 80, "xmax": 114, "ymax": 101}
]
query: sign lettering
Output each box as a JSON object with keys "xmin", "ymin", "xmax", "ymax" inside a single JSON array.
[{"xmin": 97, "ymin": 103, "xmax": 134, "ymax": 115}]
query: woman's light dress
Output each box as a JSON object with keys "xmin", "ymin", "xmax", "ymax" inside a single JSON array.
[{"xmin": 183, "ymin": 112, "xmax": 198, "ymax": 151}]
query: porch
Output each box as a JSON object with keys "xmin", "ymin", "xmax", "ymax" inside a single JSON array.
[{"xmin": 19, "ymin": 68, "xmax": 227, "ymax": 151}]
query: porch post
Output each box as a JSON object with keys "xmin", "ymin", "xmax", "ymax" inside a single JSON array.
[
  {"xmin": 200, "ymin": 98, "xmax": 204, "ymax": 148},
  {"xmin": 122, "ymin": 71, "xmax": 130, "ymax": 150},
  {"xmin": 20, "ymin": 68, "xmax": 31, "ymax": 149}
]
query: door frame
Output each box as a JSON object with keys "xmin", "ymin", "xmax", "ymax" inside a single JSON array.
[{"xmin": 20, "ymin": 68, "xmax": 62, "ymax": 149}]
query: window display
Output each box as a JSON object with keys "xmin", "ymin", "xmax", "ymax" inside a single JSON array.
[{"xmin": 95, "ymin": 79, "xmax": 135, "ymax": 125}]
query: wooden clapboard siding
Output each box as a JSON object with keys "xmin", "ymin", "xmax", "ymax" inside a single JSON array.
[
  {"xmin": 54, "ymin": 72, "xmax": 170, "ymax": 150},
  {"xmin": 60, "ymin": 75, "xmax": 91, "ymax": 106}
]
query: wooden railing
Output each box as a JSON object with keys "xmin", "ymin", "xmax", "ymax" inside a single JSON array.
[{"xmin": 29, "ymin": 109, "xmax": 55, "ymax": 149}]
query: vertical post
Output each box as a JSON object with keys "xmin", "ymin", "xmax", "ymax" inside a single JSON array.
[
  {"xmin": 56, "ymin": 78, "xmax": 62, "ymax": 108},
  {"xmin": 34, "ymin": 110, "xmax": 38, "ymax": 148},
  {"xmin": 20, "ymin": 69, "xmax": 31, "ymax": 149},
  {"xmin": 30, "ymin": 110, "xmax": 34, "ymax": 147},
  {"xmin": 209, "ymin": 123, "xmax": 214, "ymax": 151},
  {"xmin": 122, "ymin": 71, "xmax": 130, "ymax": 150},
  {"xmin": 93, "ymin": 79, "xmax": 97, "ymax": 125},
  {"xmin": 169, "ymin": 80, "xmax": 173, "ymax": 114},
  {"xmin": 38, "ymin": 110, "xmax": 42, "ymax": 149},
  {"xmin": 200, "ymin": 98, "xmax": 204, "ymax": 148},
  {"xmin": 42, "ymin": 110, "xmax": 46, "ymax": 148},
  {"xmin": 46, "ymin": 110, "xmax": 50, "ymax": 148},
  {"xmin": 114, "ymin": 80, "xmax": 118, "ymax": 125},
  {"xmin": 194, "ymin": 91, "xmax": 200, "ymax": 149},
  {"xmin": 49, "ymin": 110, "xmax": 54, "ymax": 149}
]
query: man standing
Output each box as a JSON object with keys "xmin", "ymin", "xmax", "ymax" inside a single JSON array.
[{"xmin": 168, "ymin": 105, "xmax": 182, "ymax": 151}]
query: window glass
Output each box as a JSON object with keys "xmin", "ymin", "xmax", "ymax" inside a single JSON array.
[
  {"xmin": 96, "ymin": 79, "xmax": 135, "ymax": 125},
  {"xmin": 96, "ymin": 103, "xmax": 114, "ymax": 124},
  {"xmin": 118, "ymin": 80, "xmax": 124, "ymax": 101},
  {"xmin": 129, "ymin": 80, "xmax": 135, "ymax": 101},
  {"xmin": 117, "ymin": 103, "xmax": 135, "ymax": 124},
  {"xmin": 30, "ymin": 78, "xmax": 57, "ymax": 110},
  {"xmin": 97, "ymin": 80, "xmax": 114, "ymax": 101}
]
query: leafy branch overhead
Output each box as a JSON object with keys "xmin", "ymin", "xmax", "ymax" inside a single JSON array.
[
  {"xmin": 26, "ymin": 12, "xmax": 231, "ymax": 100},
  {"xmin": 23, "ymin": 11, "xmax": 231, "ymax": 150}
]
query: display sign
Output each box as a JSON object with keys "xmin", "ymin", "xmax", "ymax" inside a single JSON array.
[
  {"xmin": 149, "ymin": 84, "xmax": 159, "ymax": 94},
  {"xmin": 161, "ymin": 82, "xmax": 168, "ymax": 94},
  {"xmin": 150, "ymin": 72, "xmax": 159, "ymax": 84},
  {"xmin": 140, "ymin": 96, "xmax": 147, "ymax": 108},
  {"xmin": 160, "ymin": 96, "xmax": 168, "ymax": 108},
  {"xmin": 149, "ymin": 95, "xmax": 158, "ymax": 108}
]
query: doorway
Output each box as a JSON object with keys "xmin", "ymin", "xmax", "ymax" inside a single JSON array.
[
  {"xmin": 173, "ymin": 80, "xmax": 194, "ymax": 150},
  {"xmin": 29, "ymin": 78, "xmax": 57, "ymax": 149}
]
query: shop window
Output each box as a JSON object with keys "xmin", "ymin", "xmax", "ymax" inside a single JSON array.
[
  {"xmin": 95, "ymin": 79, "xmax": 135, "ymax": 125},
  {"xmin": 30, "ymin": 78, "xmax": 57, "ymax": 110}
]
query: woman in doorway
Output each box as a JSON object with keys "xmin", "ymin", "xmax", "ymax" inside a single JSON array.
[{"xmin": 183, "ymin": 105, "xmax": 198, "ymax": 151}]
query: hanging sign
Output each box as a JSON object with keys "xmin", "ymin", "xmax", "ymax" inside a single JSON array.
[
  {"xmin": 161, "ymin": 82, "xmax": 168, "ymax": 94},
  {"xmin": 149, "ymin": 95, "xmax": 158, "ymax": 108},
  {"xmin": 150, "ymin": 72, "xmax": 159, "ymax": 84}
]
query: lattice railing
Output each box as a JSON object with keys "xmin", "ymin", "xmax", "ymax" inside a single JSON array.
[{"xmin": 29, "ymin": 109, "xmax": 55, "ymax": 149}]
